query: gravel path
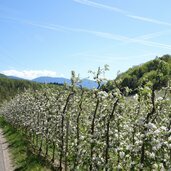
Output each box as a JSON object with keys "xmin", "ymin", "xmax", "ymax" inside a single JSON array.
[{"xmin": 0, "ymin": 129, "xmax": 13, "ymax": 171}]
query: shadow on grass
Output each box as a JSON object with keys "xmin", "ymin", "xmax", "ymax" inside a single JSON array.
[{"xmin": 0, "ymin": 117, "xmax": 58, "ymax": 171}]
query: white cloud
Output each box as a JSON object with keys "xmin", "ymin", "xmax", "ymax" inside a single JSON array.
[{"xmin": 1, "ymin": 70, "xmax": 61, "ymax": 80}]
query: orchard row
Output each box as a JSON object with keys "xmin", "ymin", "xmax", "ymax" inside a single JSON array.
[{"xmin": 1, "ymin": 82, "xmax": 171, "ymax": 171}]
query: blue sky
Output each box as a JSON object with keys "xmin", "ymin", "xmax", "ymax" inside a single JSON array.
[{"xmin": 1, "ymin": 0, "xmax": 171, "ymax": 80}]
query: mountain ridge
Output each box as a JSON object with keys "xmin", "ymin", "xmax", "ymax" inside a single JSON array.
[
  {"xmin": 0, "ymin": 73, "xmax": 99, "ymax": 89},
  {"xmin": 32, "ymin": 76, "xmax": 98, "ymax": 89}
]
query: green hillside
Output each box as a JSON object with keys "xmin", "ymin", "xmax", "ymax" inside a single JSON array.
[
  {"xmin": 103, "ymin": 54, "xmax": 171, "ymax": 93},
  {"xmin": 0, "ymin": 75, "xmax": 42, "ymax": 104},
  {"xmin": 0, "ymin": 73, "xmax": 7, "ymax": 78}
]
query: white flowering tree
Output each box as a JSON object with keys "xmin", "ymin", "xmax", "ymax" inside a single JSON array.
[{"xmin": 0, "ymin": 68, "xmax": 170, "ymax": 170}]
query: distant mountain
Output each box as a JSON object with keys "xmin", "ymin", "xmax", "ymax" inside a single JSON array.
[
  {"xmin": 0, "ymin": 74, "xmax": 98, "ymax": 89},
  {"xmin": 78, "ymin": 79, "xmax": 98, "ymax": 89},
  {"xmin": 32, "ymin": 76, "xmax": 98, "ymax": 89},
  {"xmin": 32, "ymin": 77, "xmax": 71, "ymax": 84}
]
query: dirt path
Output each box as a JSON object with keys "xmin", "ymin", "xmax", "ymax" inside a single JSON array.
[{"xmin": 0, "ymin": 129, "xmax": 14, "ymax": 171}]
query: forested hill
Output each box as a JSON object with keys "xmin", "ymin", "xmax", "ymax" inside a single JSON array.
[
  {"xmin": 0, "ymin": 73, "xmax": 7, "ymax": 78},
  {"xmin": 103, "ymin": 54, "xmax": 171, "ymax": 93},
  {"xmin": 0, "ymin": 74, "xmax": 42, "ymax": 104}
]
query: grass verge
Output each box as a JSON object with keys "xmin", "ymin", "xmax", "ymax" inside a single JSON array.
[{"xmin": 0, "ymin": 117, "xmax": 53, "ymax": 171}]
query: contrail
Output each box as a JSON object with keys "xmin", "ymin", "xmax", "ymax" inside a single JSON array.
[
  {"xmin": 73, "ymin": 0, "xmax": 171, "ymax": 27},
  {"xmin": 1, "ymin": 16, "xmax": 171, "ymax": 50}
]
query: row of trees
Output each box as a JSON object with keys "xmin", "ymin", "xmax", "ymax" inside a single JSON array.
[{"xmin": 0, "ymin": 67, "xmax": 171, "ymax": 170}]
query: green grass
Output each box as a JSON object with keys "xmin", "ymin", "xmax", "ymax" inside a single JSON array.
[{"xmin": 0, "ymin": 117, "xmax": 53, "ymax": 171}]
